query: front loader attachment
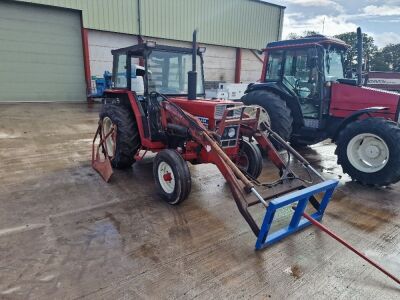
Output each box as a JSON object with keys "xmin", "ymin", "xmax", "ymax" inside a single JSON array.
[
  {"xmin": 170, "ymin": 103, "xmax": 340, "ymax": 249},
  {"xmin": 197, "ymin": 123, "xmax": 339, "ymax": 250},
  {"xmin": 255, "ymin": 179, "xmax": 338, "ymax": 250}
]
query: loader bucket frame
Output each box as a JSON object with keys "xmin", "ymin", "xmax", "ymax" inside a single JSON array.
[{"xmin": 255, "ymin": 179, "xmax": 338, "ymax": 250}]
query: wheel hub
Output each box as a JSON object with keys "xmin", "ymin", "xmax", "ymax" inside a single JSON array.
[
  {"xmin": 347, "ymin": 133, "xmax": 389, "ymax": 173},
  {"xmin": 102, "ymin": 117, "xmax": 116, "ymax": 157},
  {"xmin": 244, "ymin": 105, "xmax": 271, "ymax": 130},
  {"xmin": 158, "ymin": 162, "xmax": 175, "ymax": 193},
  {"xmin": 163, "ymin": 172, "xmax": 173, "ymax": 182},
  {"xmin": 364, "ymin": 144, "xmax": 380, "ymax": 159}
]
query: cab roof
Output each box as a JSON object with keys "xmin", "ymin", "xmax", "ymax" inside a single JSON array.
[
  {"xmin": 266, "ymin": 35, "xmax": 349, "ymax": 50},
  {"xmin": 111, "ymin": 44, "xmax": 193, "ymax": 56}
]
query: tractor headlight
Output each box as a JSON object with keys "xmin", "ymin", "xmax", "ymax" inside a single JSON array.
[
  {"xmin": 220, "ymin": 125, "xmax": 239, "ymax": 147},
  {"xmin": 228, "ymin": 127, "xmax": 236, "ymax": 138}
]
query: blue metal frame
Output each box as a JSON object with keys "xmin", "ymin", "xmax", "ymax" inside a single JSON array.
[{"xmin": 255, "ymin": 179, "xmax": 339, "ymax": 250}]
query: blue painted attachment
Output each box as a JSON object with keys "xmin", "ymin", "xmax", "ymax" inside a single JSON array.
[
  {"xmin": 255, "ymin": 179, "xmax": 339, "ymax": 250},
  {"xmin": 90, "ymin": 71, "xmax": 112, "ymax": 97}
]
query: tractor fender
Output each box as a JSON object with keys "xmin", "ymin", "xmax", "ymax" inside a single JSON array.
[
  {"xmin": 332, "ymin": 106, "xmax": 389, "ymax": 142},
  {"xmin": 245, "ymin": 82, "xmax": 292, "ymax": 99},
  {"xmin": 244, "ymin": 82, "xmax": 303, "ymax": 125}
]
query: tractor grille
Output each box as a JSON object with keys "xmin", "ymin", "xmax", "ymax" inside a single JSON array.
[{"xmin": 214, "ymin": 104, "xmax": 241, "ymax": 120}]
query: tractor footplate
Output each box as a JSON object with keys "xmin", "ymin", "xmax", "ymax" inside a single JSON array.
[{"xmin": 255, "ymin": 179, "xmax": 338, "ymax": 250}]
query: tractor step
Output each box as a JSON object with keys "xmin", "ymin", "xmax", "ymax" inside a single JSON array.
[{"xmin": 255, "ymin": 179, "xmax": 338, "ymax": 250}]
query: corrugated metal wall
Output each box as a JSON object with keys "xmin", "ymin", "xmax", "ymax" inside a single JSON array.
[
  {"xmin": 140, "ymin": 0, "xmax": 283, "ymax": 49},
  {"xmin": 15, "ymin": 0, "xmax": 140, "ymax": 34},
  {"xmin": 16, "ymin": 0, "xmax": 283, "ymax": 49}
]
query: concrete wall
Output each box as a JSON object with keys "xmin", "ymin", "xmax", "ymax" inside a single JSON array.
[
  {"xmin": 241, "ymin": 49, "xmax": 264, "ymax": 83},
  {"xmin": 204, "ymin": 45, "xmax": 236, "ymax": 83},
  {"xmin": 88, "ymin": 31, "xmax": 262, "ymax": 84},
  {"xmin": 88, "ymin": 30, "xmax": 138, "ymax": 77}
]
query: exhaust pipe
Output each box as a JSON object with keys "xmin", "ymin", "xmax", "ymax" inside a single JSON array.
[
  {"xmin": 188, "ymin": 30, "xmax": 197, "ymax": 100},
  {"xmin": 357, "ymin": 27, "xmax": 363, "ymax": 86}
]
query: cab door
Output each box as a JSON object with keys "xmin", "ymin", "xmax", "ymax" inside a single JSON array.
[{"xmin": 283, "ymin": 49, "xmax": 322, "ymax": 127}]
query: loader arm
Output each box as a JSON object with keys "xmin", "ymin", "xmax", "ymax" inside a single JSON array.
[{"xmin": 161, "ymin": 100, "xmax": 338, "ymax": 242}]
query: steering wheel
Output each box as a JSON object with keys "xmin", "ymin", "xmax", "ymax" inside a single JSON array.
[{"xmin": 295, "ymin": 79, "xmax": 313, "ymax": 99}]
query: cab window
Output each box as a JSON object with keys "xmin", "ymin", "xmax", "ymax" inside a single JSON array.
[
  {"xmin": 113, "ymin": 54, "xmax": 127, "ymax": 88},
  {"xmin": 265, "ymin": 51, "xmax": 283, "ymax": 81},
  {"xmin": 283, "ymin": 49, "xmax": 320, "ymax": 119}
]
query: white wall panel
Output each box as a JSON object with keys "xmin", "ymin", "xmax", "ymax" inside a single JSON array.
[
  {"xmin": 88, "ymin": 30, "xmax": 137, "ymax": 77},
  {"xmin": 88, "ymin": 32, "xmax": 262, "ymax": 85},
  {"xmin": 241, "ymin": 49, "xmax": 263, "ymax": 83}
]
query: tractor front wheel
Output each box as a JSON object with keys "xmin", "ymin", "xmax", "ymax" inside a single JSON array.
[
  {"xmin": 236, "ymin": 140, "xmax": 263, "ymax": 179},
  {"xmin": 336, "ymin": 118, "xmax": 400, "ymax": 186},
  {"xmin": 100, "ymin": 103, "xmax": 141, "ymax": 169},
  {"xmin": 153, "ymin": 149, "xmax": 192, "ymax": 205}
]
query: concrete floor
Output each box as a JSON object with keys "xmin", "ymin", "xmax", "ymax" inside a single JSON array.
[{"xmin": 0, "ymin": 103, "xmax": 399, "ymax": 299}]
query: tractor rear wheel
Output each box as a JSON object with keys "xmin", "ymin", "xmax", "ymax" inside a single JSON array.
[
  {"xmin": 336, "ymin": 118, "xmax": 400, "ymax": 186},
  {"xmin": 241, "ymin": 90, "xmax": 293, "ymax": 149},
  {"xmin": 236, "ymin": 139, "xmax": 263, "ymax": 179},
  {"xmin": 153, "ymin": 149, "xmax": 192, "ymax": 205},
  {"xmin": 100, "ymin": 104, "xmax": 140, "ymax": 169}
]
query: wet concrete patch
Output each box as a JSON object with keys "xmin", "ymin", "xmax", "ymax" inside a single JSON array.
[{"xmin": 1, "ymin": 103, "xmax": 399, "ymax": 299}]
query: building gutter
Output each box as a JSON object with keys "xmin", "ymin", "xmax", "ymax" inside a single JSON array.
[{"xmin": 137, "ymin": 0, "xmax": 142, "ymax": 37}]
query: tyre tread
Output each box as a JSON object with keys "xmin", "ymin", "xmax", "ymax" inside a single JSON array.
[
  {"xmin": 100, "ymin": 103, "xmax": 141, "ymax": 169},
  {"xmin": 241, "ymin": 90, "xmax": 293, "ymax": 148}
]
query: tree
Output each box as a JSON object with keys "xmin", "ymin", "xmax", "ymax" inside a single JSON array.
[
  {"xmin": 287, "ymin": 31, "xmax": 320, "ymax": 40},
  {"xmin": 370, "ymin": 51, "xmax": 390, "ymax": 71},
  {"xmin": 287, "ymin": 32, "xmax": 300, "ymax": 40},
  {"xmin": 381, "ymin": 43, "xmax": 400, "ymax": 71},
  {"xmin": 334, "ymin": 32, "xmax": 378, "ymax": 72}
]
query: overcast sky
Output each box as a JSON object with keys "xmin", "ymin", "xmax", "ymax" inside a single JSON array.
[{"xmin": 266, "ymin": 0, "xmax": 400, "ymax": 48}]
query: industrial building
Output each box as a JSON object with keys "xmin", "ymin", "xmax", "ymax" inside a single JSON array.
[
  {"xmin": 2, "ymin": 1, "xmax": 400, "ymax": 298},
  {"xmin": 0, "ymin": 0, "xmax": 284, "ymax": 102}
]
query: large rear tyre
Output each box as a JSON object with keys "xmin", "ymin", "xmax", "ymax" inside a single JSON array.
[
  {"xmin": 153, "ymin": 149, "xmax": 192, "ymax": 205},
  {"xmin": 100, "ymin": 104, "xmax": 141, "ymax": 169},
  {"xmin": 236, "ymin": 140, "xmax": 263, "ymax": 179},
  {"xmin": 336, "ymin": 118, "xmax": 400, "ymax": 186},
  {"xmin": 241, "ymin": 90, "xmax": 293, "ymax": 149}
]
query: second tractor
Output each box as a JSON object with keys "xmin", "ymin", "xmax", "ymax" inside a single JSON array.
[{"xmin": 242, "ymin": 28, "xmax": 400, "ymax": 186}]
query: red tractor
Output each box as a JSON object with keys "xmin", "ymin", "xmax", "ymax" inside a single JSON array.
[
  {"xmin": 92, "ymin": 32, "xmax": 339, "ymax": 248},
  {"xmin": 242, "ymin": 28, "xmax": 400, "ymax": 186}
]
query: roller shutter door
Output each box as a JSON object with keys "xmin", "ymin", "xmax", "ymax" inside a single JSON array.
[{"xmin": 0, "ymin": 1, "xmax": 86, "ymax": 102}]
